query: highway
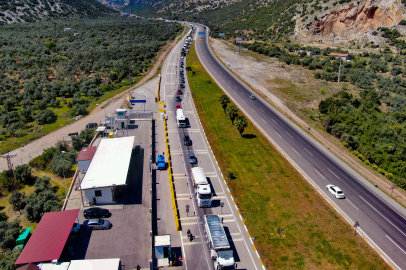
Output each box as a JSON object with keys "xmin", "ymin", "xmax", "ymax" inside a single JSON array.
[
  {"xmin": 191, "ymin": 24, "xmax": 406, "ymax": 269},
  {"xmin": 160, "ymin": 27, "xmax": 264, "ymax": 269}
]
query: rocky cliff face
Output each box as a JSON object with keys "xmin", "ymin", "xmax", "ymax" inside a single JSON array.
[{"xmin": 301, "ymin": 0, "xmax": 405, "ymax": 40}]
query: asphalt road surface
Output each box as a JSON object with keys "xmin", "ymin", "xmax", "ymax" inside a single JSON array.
[
  {"xmin": 161, "ymin": 27, "xmax": 264, "ymax": 270},
  {"xmin": 191, "ymin": 23, "xmax": 406, "ymax": 270}
]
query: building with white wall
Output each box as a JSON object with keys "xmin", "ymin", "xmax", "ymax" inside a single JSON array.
[
  {"xmin": 76, "ymin": 146, "xmax": 97, "ymax": 171},
  {"xmin": 80, "ymin": 136, "xmax": 135, "ymax": 205}
]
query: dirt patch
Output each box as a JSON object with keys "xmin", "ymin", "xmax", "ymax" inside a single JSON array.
[{"xmin": 209, "ymin": 37, "xmax": 406, "ymax": 208}]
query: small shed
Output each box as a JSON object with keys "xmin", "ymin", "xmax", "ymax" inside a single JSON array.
[
  {"xmin": 76, "ymin": 146, "xmax": 97, "ymax": 171},
  {"xmin": 63, "ymin": 28, "xmax": 71, "ymax": 31},
  {"xmin": 330, "ymin": 53, "xmax": 351, "ymax": 61},
  {"xmin": 16, "ymin": 263, "xmax": 39, "ymax": 270},
  {"xmin": 73, "ymin": 33, "xmax": 80, "ymax": 37},
  {"xmin": 307, "ymin": 50, "xmax": 315, "ymax": 56},
  {"xmin": 155, "ymin": 234, "xmax": 173, "ymax": 268}
]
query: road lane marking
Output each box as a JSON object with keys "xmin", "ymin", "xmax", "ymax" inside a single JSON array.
[
  {"xmin": 242, "ymin": 99, "xmax": 246, "ymax": 103},
  {"xmin": 386, "ymin": 235, "xmax": 406, "ymax": 255},
  {"xmin": 359, "ymin": 196, "xmax": 406, "ymax": 238},
  {"xmin": 179, "ymin": 231, "xmax": 188, "ymax": 270},
  {"xmin": 261, "ymin": 118, "xmax": 267, "ymax": 124},
  {"xmin": 327, "ymin": 168, "xmax": 341, "ymax": 179},
  {"xmin": 275, "ymin": 131, "xmax": 282, "ymax": 138},
  {"xmin": 251, "ymin": 108, "xmax": 256, "ymax": 113},
  {"xmin": 285, "ymin": 131, "xmax": 293, "ymax": 138},
  {"xmin": 314, "ymin": 169, "xmax": 325, "ymax": 179},
  {"xmin": 271, "ymin": 118, "xmax": 277, "ymax": 124},
  {"xmin": 304, "ymin": 148, "xmax": 313, "ymax": 156},
  {"xmin": 346, "ymin": 199, "xmax": 359, "ymax": 210},
  {"xmin": 259, "ymin": 108, "xmax": 264, "ymax": 113},
  {"xmin": 292, "ymin": 148, "xmax": 301, "ymax": 156}
]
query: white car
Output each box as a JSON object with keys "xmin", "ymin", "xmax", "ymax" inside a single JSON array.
[
  {"xmin": 249, "ymin": 94, "xmax": 256, "ymax": 100},
  {"xmin": 326, "ymin": 185, "xmax": 345, "ymax": 199}
]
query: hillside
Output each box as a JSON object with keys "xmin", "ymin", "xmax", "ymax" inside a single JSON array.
[
  {"xmin": 0, "ymin": 0, "xmax": 118, "ymax": 24},
  {"xmin": 111, "ymin": 0, "xmax": 405, "ymax": 45}
]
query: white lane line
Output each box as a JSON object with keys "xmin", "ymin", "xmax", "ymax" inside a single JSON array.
[
  {"xmin": 261, "ymin": 118, "xmax": 267, "ymax": 124},
  {"xmin": 386, "ymin": 235, "xmax": 406, "ymax": 255},
  {"xmin": 359, "ymin": 196, "xmax": 406, "ymax": 238},
  {"xmin": 271, "ymin": 118, "xmax": 278, "ymax": 124},
  {"xmin": 242, "ymin": 99, "xmax": 246, "ymax": 104},
  {"xmin": 285, "ymin": 131, "xmax": 293, "ymax": 138},
  {"xmin": 327, "ymin": 168, "xmax": 341, "ymax": 179},
  {"xmin": 314, "ymin": 169, "xmax": 325, "ymax": 179},
  {"xmin": 179, "ymin": 231, "xmax": 188, "ymax": 270},
  {"xmin": 251, "ymin": 108, "xmax": 256, "ymax": 113},
  {"xmin": 275, "ymin": 131, "xmax": 282, "ymax": 138},
  {"xmin": 259, "ymin": 108, "xmax": 264, "ymax": 113},
  {"xmin": 304, "ymin": 148, "xmax": 313, "ymax": 156},
  {"xmin": 292, "ymin": 148, "xmax": 301, "ymax": 156},
  {"xmin": 347, "ymin": 199, "xmax": 359, "ymax": 210}
]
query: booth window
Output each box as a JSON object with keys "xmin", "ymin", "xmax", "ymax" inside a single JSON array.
[{"xmin": 95, "ymin": 190, "xmax": 102, "ymax": 197}]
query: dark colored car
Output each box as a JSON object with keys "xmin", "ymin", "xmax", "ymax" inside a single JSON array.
[
  {"xmin": 179, "ymin": 84, "xmax": 185, "ymax": 88},
  {"xmin": 83, "ymin": 207, "xmax": 110, "ymax": 219},
  {"xmin": 184, "ymin": 135, "xmax": 192, "ymax": 146},
  {"xmin": 86, "ymin": 123, "xmax": 98, "ymax": 129},
  {"xmin": 189, "ymin": 153, "xmax": 197, "ymax": 164},
  {"xmin": 176, "ymin": 96, "xmax": 182, "ymax": 102}
]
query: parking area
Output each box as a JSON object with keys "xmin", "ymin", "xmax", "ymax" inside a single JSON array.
[{"xmin": 64, "ymin": 118, "xmax": 153, "ymax": 269}]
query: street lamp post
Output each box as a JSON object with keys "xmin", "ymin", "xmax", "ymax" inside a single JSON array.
[
  {"xmin": 61, "ymin": 151, "xmax": 84, "ymax": 207},
  {"xmin": 59, "ymin": 152, "xmax": 67, "ymax": 197}
]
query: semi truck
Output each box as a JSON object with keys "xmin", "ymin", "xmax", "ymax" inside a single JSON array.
[
  {"xmin": 204, "ymin": 215, "xmax": 237, "ymax": 270},
  {"xmin": 191, "ymin": 167, "xmax": 212, "ymax": 207},
  {"xmin": 176, "ymin": 109, "xmax": 186, "ymax": 128},
  {"xmin": 157, "ymin": 154, "xmax": 165, "ymax": 170}
]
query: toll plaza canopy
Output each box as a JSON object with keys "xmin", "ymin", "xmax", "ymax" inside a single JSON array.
[
  {"xmin": 15, "ymin": 209, "xmax": 80, "ymax": 265},
  {"xmin": 80, "ymin": 136, "xmax": 135, "ymax": 190}
]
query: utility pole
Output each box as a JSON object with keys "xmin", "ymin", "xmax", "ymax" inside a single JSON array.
[
  {"xmin": 332, "ymin": 32, "xmax": 335, "ymax": 46},
  {"xmin": 1, "ymin": 153, "xmax": 17, "ymax": 189},
  {"xmin": 338, "ymin": 58, "xmax": 342, "ymax": 84}
]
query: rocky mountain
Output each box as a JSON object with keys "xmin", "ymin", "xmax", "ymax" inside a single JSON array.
[
  {"xmin": 0, "ymin": 0, "xmax": 118, "ymax": 24},
  {"xmin": 101, "ymin": 0, "xmax": 406, "ymax": 44}
]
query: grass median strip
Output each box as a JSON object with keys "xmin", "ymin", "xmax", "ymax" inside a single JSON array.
[{"xmin": 187, "ymin": 42, "xmax": 389, "ymax": 269}]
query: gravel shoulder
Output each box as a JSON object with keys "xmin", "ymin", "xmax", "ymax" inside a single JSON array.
[{"xmin": 209, "ymin": 37, "xmax": 406, "ymax": 209}]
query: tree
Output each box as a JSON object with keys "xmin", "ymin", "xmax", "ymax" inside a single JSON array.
[
  {"xmin": 226, "ymin": 105, "xmax": 239, "ymax": 124},
  {"xmin": 35, "ymin": 109, "xmax": 57, "ymax": 125},
  {"xmin": 71, "ymin": 135, "xmax": 84, "ymax": 151},
  {"xmin": 14, "ymin": 165, "xmax": 34, "ymax": 185},
  {"xmin": 80, "ymin": 128, "xmax": 95, "ymax": 144},
  {"xmin": 234, "ymin": 116, "xmax": 248, "ymax": 136},
  {"xmin": 219, "ymin": 95, "xmax": 230, "ymax": 113},
  {"xmin": 0, "ymin": 248, "xmax": 22, "ymax": 270},
  {"xmin": 0, "ymin": 219, "xmax": 22, "ymax": 250},
  {"xmin": 3, "ymin": 99, "xmax": 15, "ymax": 112},
  {"xmin": 50, "ymin": 154, "xmax": 74, "ymax": 177},
  {"xmin": 0, "ymin": 213, "xmax": 8, "ymax": 222},
  {"xmin": 8, "ymin": 190, "xmax": 26, "ymax": 212}
]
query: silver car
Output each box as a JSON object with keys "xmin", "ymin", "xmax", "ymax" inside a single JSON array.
[{"xmin": 83, "ymin": 218, "xmax": 111, "ymax": 230}]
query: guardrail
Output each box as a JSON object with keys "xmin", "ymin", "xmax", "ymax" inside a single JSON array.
[
  {"xmin": 163, "ymin": 118, "xmax": 181, "ymax": 231},
  {"xmin": 156, "ymin": 74, "xmax": 161, "ymax": 102}
]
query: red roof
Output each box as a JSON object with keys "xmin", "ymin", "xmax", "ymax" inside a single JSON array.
[
  {"xmin": 15, "ymin": 209, "xmax": 80, "ymax": 265},
  {"xmin": 16, "ymin": 264, "xmax": 39, "ymax": 270},
  {"xmin": 76, "ymin": 146, "xmax": 97, "ymax": 161}
]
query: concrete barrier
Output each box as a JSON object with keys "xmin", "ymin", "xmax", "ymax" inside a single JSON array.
[
  {"xmin": 163, "ymin": 118, "xmax": 181, "ymax": 231},
  {"xmin": 156, "ymin": 74, "xmax": 161, "ymax": 102}
]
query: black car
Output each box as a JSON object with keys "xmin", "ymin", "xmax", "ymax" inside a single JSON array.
[
  {"xmin": 180, "ymin": 80, "xmax": 185, "ymax": 84},
  {"xmin": 86, "ymin": 123, "xmax": 98, "ymax": 129},
  {"xmin": 179, "ymin": 84, "xmax": 185, "ymax": 88},
  {"xmin": 184, "ymin": 135, "xmax": 192, "ymax": 146},
  {"xmin": 176, "ymin": 96, "xmax": 182, "ymax": 102},
  {"xmin": 83, "ymin": 207, "xmax": 110, "ymax": 219}
]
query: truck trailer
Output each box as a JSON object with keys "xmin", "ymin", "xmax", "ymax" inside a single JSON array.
[
  {"xmin": 191, "ymin": 167, "xmax": 212, "ymax": 207},
  {"xmin": 204, "ymin": 215, "xmax": 236, "ymax": 270},
  {"xmin": 176, "ymin": 109, "xmax": 186, "ymax": 128}
]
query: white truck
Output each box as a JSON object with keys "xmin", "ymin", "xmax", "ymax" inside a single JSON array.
[
  {"xmin": 191, "ymin": 167, "xmax": 212, "ymax": 207},
  {"xmin": 205, "ymin": 215, "xmax": 237, "ymax": 270},
  {"xmin": 176, "ymin": 109, "xmax": 186, "ymax": 128}
]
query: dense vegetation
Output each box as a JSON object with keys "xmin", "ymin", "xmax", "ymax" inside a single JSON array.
[
  {"xmin": 0, "ymin": 17, "xmax": 181, "ymax": 153},
  {"xmin": 0, "ymin": 0, "xmax": 117, "ymax": 24}
]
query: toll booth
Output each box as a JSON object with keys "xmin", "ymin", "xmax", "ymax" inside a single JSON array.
[{"xmin": 155, "ymin": 235, "xmax": 173, "ymax": 267}]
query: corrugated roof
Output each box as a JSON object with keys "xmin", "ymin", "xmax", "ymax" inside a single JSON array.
[
  {"xmin": 15, "ymin": 209, "xmax": 80, "ymax": 265},
  {"xmin": 16, "ymin": 263, "xmax": 39, "ymax": 270},
  {"xmin": 76, "ymin": 146, "xmax": 97, "ymax": 161},
  {"xmin": 205, "ymin": 215, "xmax": 229, "ymax": 250},
  {"xmin": 80, "ymin": 137, "xmax": 134, "ymax": 190},
  {"xmin": 16, "ymin": 227, "xmax": 31, "ymax": 244},
  {"xmin": 69, "ymin": 258, "xmax": 121, "ymax": 270}
]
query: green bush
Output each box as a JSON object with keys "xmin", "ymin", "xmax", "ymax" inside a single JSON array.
[{"xmin": 35, "ymin": 109, "xmax": 57, "ymax": 125}]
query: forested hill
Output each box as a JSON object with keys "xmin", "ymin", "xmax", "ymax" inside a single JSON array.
[{"xmin": 0, "ymin": 0, "xmax": 118, "ymax": 24}]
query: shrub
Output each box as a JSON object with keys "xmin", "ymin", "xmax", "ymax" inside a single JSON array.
[
  {"xmin": 8, "ymin": 190, "xmax": 26, "ymax": 211},
  {"xmin": 49, "ymin": 154, "xmax": 75, "ymax": 177},
  {"xmin": 35, "ymin": 109, "xmax": 57, "ymax": 125},
  {"xmin": 0, "ymin": 219, "xmax": 22, "ymax": 250},
  {"xmin": 14, "ymin": 165, "xmax": 34, "ymax": 185}
]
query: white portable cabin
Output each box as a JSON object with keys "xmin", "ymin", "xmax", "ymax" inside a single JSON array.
[{"xmin": 155, "ymin": 234, "xmax": 173, "ymax": 268}]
